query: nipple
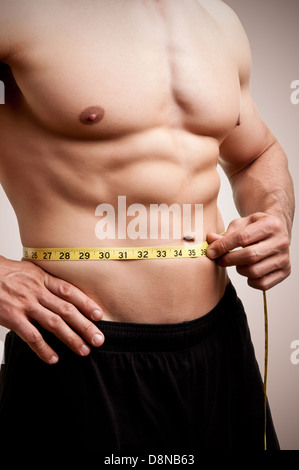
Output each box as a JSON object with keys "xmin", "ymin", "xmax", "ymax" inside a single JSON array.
[{"xmin": 79, "ymin": 106, "xmax": 105, "ymax": 125}]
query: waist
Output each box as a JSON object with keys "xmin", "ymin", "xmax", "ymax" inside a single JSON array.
[
  {"xmin": 91, "ymin": 281, "xmax": 242, "ymax": 352},
  {"xmin": 27, "ymin": 249, "xmax": 228, "ymax": 323},
  {"xmin": 21, "ymin": 205, "xmax": 226, "ymax": 323}
]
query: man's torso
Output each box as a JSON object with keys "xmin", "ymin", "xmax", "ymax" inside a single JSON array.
[{"xmin": 0, "ymin": 0, "xmax": 245, "ymax": 322}]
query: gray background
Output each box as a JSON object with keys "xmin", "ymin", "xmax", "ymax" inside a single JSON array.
[{"xmin": 0, "ymin": 0, "xmax": 298, "ymax": 450}]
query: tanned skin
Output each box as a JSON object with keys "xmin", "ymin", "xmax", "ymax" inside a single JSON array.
[{"xmin": 0, "ymin": 0, "xmax": 294, "ymax": 364}]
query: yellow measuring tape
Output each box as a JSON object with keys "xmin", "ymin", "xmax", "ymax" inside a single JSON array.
[
  {"xmin": 263, "ymin": 290, "xmax": 268, "ymax": 451},
  {"xmin": 22, "ymin": 242, "xmax": 209, "ymax": 261},
  {"xmin": 23, "ymin": 242, "xmax": 269, "ymax": 450}
]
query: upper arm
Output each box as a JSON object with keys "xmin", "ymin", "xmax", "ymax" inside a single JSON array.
[
  {"xmin": 219, "ymin": 94, "xmax": 276, "ymax": 180},
  {"xmin": 207, "ymin": 2, "xmax": 277, "ymax": 179},
  {"xmin": 0, "ymin": 1, "xmax": 13, "ymax": 62},
  {"xmin": 0, "ymin": 0, "xmax": 24, "ymax": 63}
]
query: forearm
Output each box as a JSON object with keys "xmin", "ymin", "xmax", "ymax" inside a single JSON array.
[
  {"xmin": 208, "ymin": 141, "xmax": 293, "ymax": 290},
  {"xmin": 228, "ymin": 141, "xmax": 295, "ymax": 238}
]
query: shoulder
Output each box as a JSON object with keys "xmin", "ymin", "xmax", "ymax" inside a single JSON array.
[
  {"xmin": 197, "ymin": 0, "xmax": 248, "ymax": 34},
  {"xmin": 197, "ymin": 0, "xmax": 252, "ymax": 86}
]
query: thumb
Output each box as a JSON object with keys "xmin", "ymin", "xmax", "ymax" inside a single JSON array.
[{"xmin": 206, "ymin": 232, "xmax": 225, "ymax": 245}]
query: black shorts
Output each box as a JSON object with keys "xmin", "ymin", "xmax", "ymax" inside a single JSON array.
[{"xmin": 0, "ymin": 282, "xmax": 279, "ymax": 454}]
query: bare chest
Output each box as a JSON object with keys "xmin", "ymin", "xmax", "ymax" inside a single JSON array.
[{"xmin": 10, "ymin": 0, "xmax": 240, "ymax": 141}]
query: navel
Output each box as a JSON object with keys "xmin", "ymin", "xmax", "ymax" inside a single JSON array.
[
  {"xmin": 79, "ymin": 106, "xmax": 105, "ymax": 125},
  {"xmin": 183, "ymin": 235, "xmax": 195, "ymax": 242}
]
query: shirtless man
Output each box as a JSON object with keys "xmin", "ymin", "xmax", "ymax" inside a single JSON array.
[{"xmin": 0, "ymin": 0, "xmax": 294, "ymax": 453}]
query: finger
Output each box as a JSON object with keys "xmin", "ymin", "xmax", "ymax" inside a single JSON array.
[
  {"xmin": 207, "ymin": 220, "xmax": 272, "ymax": 259},
  {"xmin": 215, "ymin": 239, "xmax": 278, "ymax": 268},
  {"xmin": 206, "ymin": 232, "xmax": 224, "ymax": 245},
  {"xmin": 39, "ymin": 293, "xmax": 105, "ymax": 348},
  {"xmin": 236, "ymin": 253, "xmax": 290, "ymax": 280},
  {"xmin": 32, "ymin": 303, "xmax": 97, "ymax": 356},
  {"xmin": 16, "ymin": 320, "xmax": 59, "ymax": 365},
  {"xmin": 44, "ymin": 274, "xmax": 103, "ymax": 321},
  {"xmin": 247, "ymin": 268, "xmax": 291, "ymax": 291}
]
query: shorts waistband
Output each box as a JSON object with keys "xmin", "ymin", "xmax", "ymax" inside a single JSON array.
[{"xmin": 95, "ymin": 282, "xmax": 243, "ymax": 352}]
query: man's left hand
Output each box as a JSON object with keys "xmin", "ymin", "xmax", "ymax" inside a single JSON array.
[{"xmin": 206, "ymin": 212, "xmax": 291, "ymax": 291}]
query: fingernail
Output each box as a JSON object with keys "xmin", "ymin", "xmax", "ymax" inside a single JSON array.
[
  {"xmin": 49, "ymin": 355, "xmax": 59, "ymax": 365},
  {"xmin": 208, "ymin": 249, "xmax": 216, "ymax": 259},
  {"xmin": 92, "ymin": 309, "xmax": 102, "ymax": 321},
  {"xmin": 81, "ymin": 344, "xmax": 91, "ymax": 356},
  {"xmin": 92, "ymin": 333, "xmax": 104, "ymax": 347}
]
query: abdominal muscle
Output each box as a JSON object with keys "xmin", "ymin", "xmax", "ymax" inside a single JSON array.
[
  {"xmin": 21, "ymin": 130, "xmax": 229, "ymax": 325},
  {"xmin": 0, "ymin": 99, "xmax": 233, "ymax": 325}
]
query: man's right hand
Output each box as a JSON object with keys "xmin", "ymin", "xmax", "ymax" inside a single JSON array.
[{"xmin": 0, "ymin": 255, "xmax": 105, "ymax": 364}]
